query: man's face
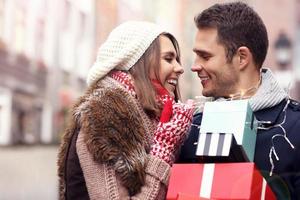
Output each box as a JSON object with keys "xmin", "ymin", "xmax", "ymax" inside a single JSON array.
[{"xmin": 192, "ymin": 28, "xmax": 240, "ymax": 98}]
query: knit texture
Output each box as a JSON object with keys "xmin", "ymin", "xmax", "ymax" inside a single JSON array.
[
  {"xmin": 151, "ymin": 99, "xmax": 194, "ymax": 165},
  {"xmin": 75, "ymin": 75, "xmax": 170, "ymax": 199},
  {"xmin": 249, "ymin": 68, "xmax": 288, "ymax": 111},
  {"xmin": 148, "ymin": 82, "xmax": 194, "ymax": 165},
  {"xmin": 110, "ymin": 70, "xmax": 137, "ymax": 98},
  {"xmin": 109, "ymin": 71, "xmax": 195, "ymax": 165},
  {"xmin": 87, "ymin": 21, "xmax": 166, "ymax": 86}
]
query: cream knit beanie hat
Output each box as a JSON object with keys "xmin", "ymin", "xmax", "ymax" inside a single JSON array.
[{"xmin": 86, "ymin": 21, "xmax": 166, "ymax": 86}]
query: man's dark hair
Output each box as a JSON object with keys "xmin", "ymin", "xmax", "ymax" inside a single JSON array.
[{"xmin": 195, "ymin": 2, "xmax": 269, "ymax": 68}]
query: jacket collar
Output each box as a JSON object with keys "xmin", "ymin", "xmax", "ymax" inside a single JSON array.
[{"xmin": 254, "ymin": 99, "xmax": 286, "ymax": 126}]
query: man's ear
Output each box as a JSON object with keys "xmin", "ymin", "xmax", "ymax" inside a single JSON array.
[{"xmin": 236, "ymin": 46, "xmax": 252, "ymax": 70}]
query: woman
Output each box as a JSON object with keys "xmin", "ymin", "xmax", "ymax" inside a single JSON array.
[{"xmin": 57, "ymin": 21, "xmax": 194, "ymax": 200}]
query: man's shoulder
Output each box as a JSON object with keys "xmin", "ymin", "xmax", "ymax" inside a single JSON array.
[
  {"xmin": 260, "ymin": 98, "xmax": 300, "ymax": 114},
  {"xmin": 288, "ymin": 99, "xmax": 300, "ymax": 112},
  {"xmin": 286, "ymin": 99, "xmax": 300, "ymax": 128}
]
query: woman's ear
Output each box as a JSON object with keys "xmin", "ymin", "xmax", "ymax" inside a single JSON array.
[{"xmin": 236, "ymin": 46, "xmax": 252, "ymax": 70}]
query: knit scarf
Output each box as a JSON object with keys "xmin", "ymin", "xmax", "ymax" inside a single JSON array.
[
  {"xmin": 110, "ymin": 70, "xmax": 137, "ymax": 97},
  {"xmin": 109, "ymin": 70, "xmax": 173, "ymax": 106},
  {"xmin": 249, "ymin": 68, "xmax": 288, "ymax": 111}
]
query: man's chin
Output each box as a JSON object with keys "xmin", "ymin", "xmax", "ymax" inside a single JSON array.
[{"xmin": 201, "ymin": 88, "xmax": 214, "ymax": 97}]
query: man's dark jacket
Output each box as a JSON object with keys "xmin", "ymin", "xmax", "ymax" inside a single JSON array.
[{"xmin": 178, "ymin": 99, "xmax": 300, "ymax": 200}]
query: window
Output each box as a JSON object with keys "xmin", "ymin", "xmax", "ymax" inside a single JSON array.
[
  {"xmin": 0, "ymin": 0, "xmax": 4, "ymax": 39},
  {"xmin": 14, "ymin": 1, "xmax": 26, "ymax": 53}
]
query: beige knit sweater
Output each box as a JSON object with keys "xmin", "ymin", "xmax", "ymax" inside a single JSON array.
[{"xmin": 58, "ymin": 76, "xmax": 171, "ymax": 200}]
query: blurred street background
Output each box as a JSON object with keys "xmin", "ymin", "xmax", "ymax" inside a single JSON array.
[
  {"xmin": 0, "ymin": 0, "xmax": 299, "ymax": 199},
  {"xmin": 0, "ymin": 145, "xmax": 58, "ymax": 200}
]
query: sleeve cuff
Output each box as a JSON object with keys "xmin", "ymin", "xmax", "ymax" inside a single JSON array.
[{"xmin": 145, "ymin": 154, "xmax": 171, "ymax": 185}]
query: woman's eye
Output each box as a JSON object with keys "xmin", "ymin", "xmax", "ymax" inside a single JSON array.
[{"xmin": 164, "ymin": 57, "xmax": 173, "ymax": 63}]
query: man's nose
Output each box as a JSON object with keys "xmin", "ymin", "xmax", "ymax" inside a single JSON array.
[{"xmin": 191, "ymin": 64, "xmax": 203, "ymax": 72}]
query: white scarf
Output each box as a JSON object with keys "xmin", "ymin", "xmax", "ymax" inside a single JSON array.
[{"xmin": 249, "ymin": 68, "xmax": 288, "ymax": 111}]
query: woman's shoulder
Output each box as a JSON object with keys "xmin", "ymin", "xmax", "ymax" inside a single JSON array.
[
  {"xmin": 86, "ymin": 76, "xmax": 127, "ymax": 96},
  {"xmin": 76, "ymin": 77, "xmax": 133, "ymax": 109}
]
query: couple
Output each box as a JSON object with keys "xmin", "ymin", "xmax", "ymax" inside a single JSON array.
[{"xmin": 58, "ymin": 2, "xmax": 300, "ymax": 200}]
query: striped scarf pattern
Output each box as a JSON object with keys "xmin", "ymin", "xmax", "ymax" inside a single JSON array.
[{"xmin": 249, "ymin": 68, "xmax": 288, "ymax": 111}]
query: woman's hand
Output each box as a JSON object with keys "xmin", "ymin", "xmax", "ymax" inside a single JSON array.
[{"xmin": 150, "ymin": 98, "xmax": 195, "ymax": 165}]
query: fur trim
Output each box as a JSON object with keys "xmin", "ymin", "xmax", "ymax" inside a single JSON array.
[
  {"xmin": 58, "ymin": 79, "xmax": 150, "ymax": 197},
  {"xmin": 57, "ymin": 83, "xmax": 109, "ymax": 199},
  {"xmin": 80, "ymin": 87, "xmax": 147, "ymax": 195}
]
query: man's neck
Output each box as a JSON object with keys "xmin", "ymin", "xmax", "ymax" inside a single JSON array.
[{"xmin": 228, "ymin": 69, "xmax": 261, "ymax": 100}]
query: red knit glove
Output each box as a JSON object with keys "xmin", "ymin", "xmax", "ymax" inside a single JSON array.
[{"xmin": 150, "ymin": 95, "xmax": 195, "ymax": 165}]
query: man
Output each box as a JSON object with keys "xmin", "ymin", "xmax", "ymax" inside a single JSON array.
[{"xmin": 178, "ymin": 2, "xmax": 300, "ymax": 199}]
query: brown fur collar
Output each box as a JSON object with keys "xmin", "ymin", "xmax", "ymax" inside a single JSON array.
[{"xmin": 58, "ymin": 78, "xmax": 152, "ymax": 197}]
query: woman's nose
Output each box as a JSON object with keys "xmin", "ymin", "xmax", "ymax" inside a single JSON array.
[{"xmin": 174, "ymin": 62, "xmax": 184, "ymax": 74}]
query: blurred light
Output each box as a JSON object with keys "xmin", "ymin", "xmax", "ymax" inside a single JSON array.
[{"xmin": 274, "ymin": 32, "xmax": 292, "ymax": 68}]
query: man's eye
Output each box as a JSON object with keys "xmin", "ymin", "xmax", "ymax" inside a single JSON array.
[
  {"xmin": 202, "ymin": 55, "xmax": 210, "ymax": 60},
  {"xmin": 195, "ymin": 52, "xmax": 210, "ymax": 60},
  {"xmin": 199, "ymin": 54, "xmax": 210, "ymax": 60}
]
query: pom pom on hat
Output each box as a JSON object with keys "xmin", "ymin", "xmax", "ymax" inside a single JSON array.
[{"xmin": 86, "ymin": 21, "xmax": 166, "ymax": 86}]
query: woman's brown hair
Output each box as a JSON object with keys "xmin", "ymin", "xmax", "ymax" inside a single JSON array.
[{"xmin": 129, "ymin": 32, "xmax": 181, "ymax": 118}]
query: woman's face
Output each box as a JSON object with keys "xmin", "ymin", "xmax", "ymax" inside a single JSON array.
[{"xmin": 152, "ymin": 35, "xmax": 184, "ymax": 97}]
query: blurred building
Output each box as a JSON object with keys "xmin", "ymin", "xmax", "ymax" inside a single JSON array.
[
  {"xmin": 251, "ymin": 0, "xmax": 298, "ymax": 98},
  {"xmin": 0, "ymin": 0, "xmax": 47, "ymax": 145},
  {"xmin": 46, "ymin": 0, "xmax": 96, "ymax": 143},
  {"xmin": 0, "ymin": 0, "xmax": 96, "ymax": 145}
]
